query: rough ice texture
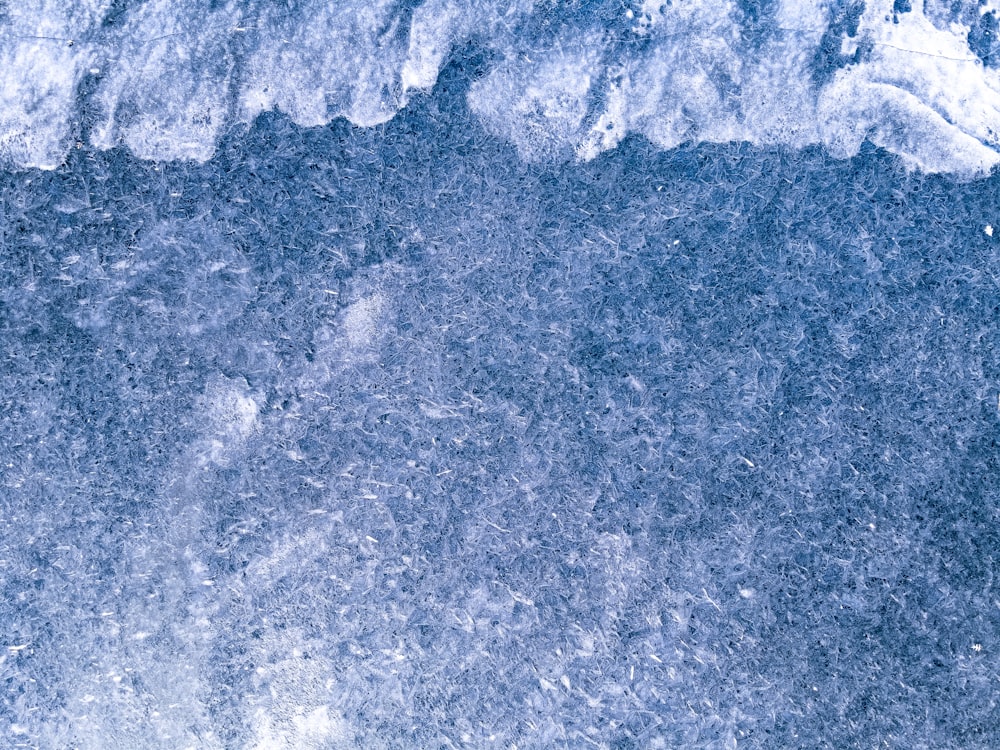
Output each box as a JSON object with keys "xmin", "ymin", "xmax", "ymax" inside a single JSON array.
[
  {"xmin": 4, "ymin": 0, "xmax": 1000, "ymax": 174},
  {"xmin": 2, "ymin": 54, "xmax": 1000, "ymax": 747}
]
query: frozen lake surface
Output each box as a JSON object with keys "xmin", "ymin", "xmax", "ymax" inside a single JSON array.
[{"xmin": 2, "ymin": 2, "xmax": 1000, "ymax": 748}]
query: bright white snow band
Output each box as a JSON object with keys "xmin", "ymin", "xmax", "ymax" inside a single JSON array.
[{"xmin": 1, "ymin": 0, "xmax": 999, "ymax": 175}]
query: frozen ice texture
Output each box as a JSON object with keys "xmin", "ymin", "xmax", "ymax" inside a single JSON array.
[
  {"xmin": 2, "ymin": 67, "xmax": 1000, "ymax": 744},
  {"xmin": 3, "ymin": 0, "xmax": 1000, "ymax": 173},
  {"xmin": 2, "ymin": 6, "xmax": 1000, "ymax": 750}
]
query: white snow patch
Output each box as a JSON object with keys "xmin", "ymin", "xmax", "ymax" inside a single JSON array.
[
  {"xmin": 341, "ymin": 293, "xmax": 387, "ymax": 350},
  {"xmin": 2, "ymin": 0, "xmax": 1000, "ymax": 174},
  {"xmin": 250, "ymin": 705, "xmax": 352, "ymax": 750},
  {"xmin": 194, "ymin": 375, "xmax": 261, "ymax": 466}
]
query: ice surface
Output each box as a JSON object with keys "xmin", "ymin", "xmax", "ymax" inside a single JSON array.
[
  {"xmin": 3, "ymin": 0, "xmax": 1000, "ymax": 173},
  {"xmin": 4, "ymin": 81, "xmax": 1000, "ymax": 746},
  {"xmin": 2, "ymin": 5, "xmax": 1000, "ymax": 750}
]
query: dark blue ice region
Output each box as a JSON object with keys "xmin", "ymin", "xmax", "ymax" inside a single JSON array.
[{"xmin": 2, "ymin": 58, "xmax": 1000, "ymax": 749}]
